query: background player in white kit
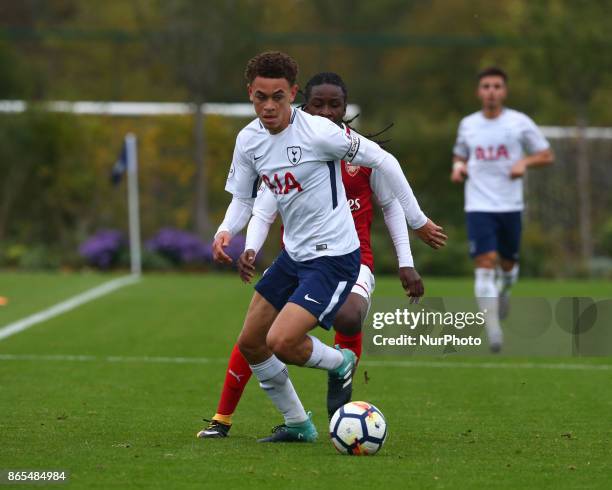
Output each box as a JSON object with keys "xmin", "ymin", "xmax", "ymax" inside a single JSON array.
[
  {"xmin": 215, "ymin": 51, "xmax": 437, "ymax": 442},
  {"xmin": 451, "ymin": 67, "xmax": 554, "ymax": 352}
]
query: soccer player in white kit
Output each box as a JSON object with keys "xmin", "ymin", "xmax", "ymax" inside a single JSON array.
[
  {"xmin": 215, "ymin": 51, "xmax": 437, "ymax": 442},
  {"xmin": 451, "ymin": 67, "xmax": 554, "ymax": 352}
]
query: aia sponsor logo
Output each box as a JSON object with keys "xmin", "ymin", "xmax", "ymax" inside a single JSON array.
[
  {"xmin": 262, "ymin": 172, "xmax": 303, "ymax": 195},
  {"xmin": 475, "ymin": 144, "xmax": 509, "ymax": 161}
]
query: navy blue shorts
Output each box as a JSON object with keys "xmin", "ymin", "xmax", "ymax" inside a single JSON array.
[
  {"xmin": 254, "ymin": 248, "xmax": 361, "ymax": 330},
  {"xmin": 466, "ymin": 211, "xmax": 522, "ymax": 261}
]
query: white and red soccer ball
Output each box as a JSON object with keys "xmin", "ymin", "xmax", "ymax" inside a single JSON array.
[{"xmin": 329, "ymin": 401, "xmax": 387, "ymax": 455}]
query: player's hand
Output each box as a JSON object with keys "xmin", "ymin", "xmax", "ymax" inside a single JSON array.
[
  {"xmin": 399, "ymin": 267, "xmax": 424, "ymax": 304},
  {"xmin": 510, "ymin": 160, "xmax": 527, "ymax": 179},
  {"xmin": 450, "ymin": 161, "xmax": 468, "ymax": 183},
  {"xmin": 415, "ymin": 219, "xmax": 447, "ymax": 249},
  {"xmin": 237, "ymin": 249, "xmax": 257, "ymax": 283},
  {"xmin": 212, "ymin": 231, "xmax": 233, "ymax": 264}
]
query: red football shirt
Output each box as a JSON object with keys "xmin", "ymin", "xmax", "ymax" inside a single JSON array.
[{"xmin": 342, "ymin": 159, "xmax": 374, "ymax": 271}]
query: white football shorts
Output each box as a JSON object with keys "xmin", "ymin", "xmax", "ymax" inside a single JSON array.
[{"xmin": 350, "ymin": 264, "xmax": 375, "ymax": 305}]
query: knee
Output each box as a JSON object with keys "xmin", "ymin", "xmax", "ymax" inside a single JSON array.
[
  {"xmin": 266, "ymin": 332, "xmax": 295, "ymax": 362},
  {"xmin": 474, "ymin": 252, "xmax": 497, "ymax": 269},
  {"xmin": 333, "ymin": 310, "xmax": 363, "ymax": 335},
  {"xmin": 238, "ymin": 331, "xmax": 262, "ymax": 362}
]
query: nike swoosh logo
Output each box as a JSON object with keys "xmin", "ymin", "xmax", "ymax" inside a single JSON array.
[
  {"xmin": 304, "ymin": 294, "xmax": 321, "ymax": 304},
  {"xmin": 254, "ymin": 155, "xmax": 263, "ymax": 161}
]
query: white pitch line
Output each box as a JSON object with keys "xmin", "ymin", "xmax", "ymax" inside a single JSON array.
[
  {"xmin": 0, "ymin": 353, "xmax": 610, "ymax": 371},
  {"xmin": 361, "ymin": 360, "xmax": 612, "ymax": 371},
  {"xmin": 0, "ymin": 275, "xmax": 141, "ymax": 341}
]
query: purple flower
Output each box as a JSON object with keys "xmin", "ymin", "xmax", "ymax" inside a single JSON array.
[
  {"xmin": 146, "ymin": 228, "xmax": 211, "ymax": 265},
  {"xmin": 79, "ymin": 229, "xmax": 125, "ymax": 269}
]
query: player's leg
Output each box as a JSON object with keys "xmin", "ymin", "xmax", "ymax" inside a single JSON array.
[
  {"xmin": 496, "ymin": 211, "xmax": 522, "ymax": 319},
  {"xmin": 333, "ymin": 265, "xmax": 375, "ymax": 360},
  {"xmin": 258, "ymin": 249, "xmax": 361, "ymax": 440},
  {"xmin": 238, "ymin": 292, "xmax": 316, "ymax": 442},
  {"xmin": 196, "ymin": 344, "xmax": 252, "ymax": 438},
  {"xmin": 467, "ymin": 212, "xmax": 503, "ymax": 352},
  {"xmin": 237, "ymin": 251, "xmax": 316, "ymax": 443},
  {"xmin": 197, "ymin": 289, "xmax": 275, "ymax": 439},
  {"xmin": 326, "ymin": 265, "xmax": 374, "ymax": 418},
  {"xmin": 333, "ymin": 294, "xmax": 366, "ymax": 357}
]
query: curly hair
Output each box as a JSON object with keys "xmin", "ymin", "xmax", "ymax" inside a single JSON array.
[{"xmin": 244, "ymin": 51, "xmax": 299, "ymax": 85}]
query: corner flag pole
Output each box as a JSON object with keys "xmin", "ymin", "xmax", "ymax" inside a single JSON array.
[{"xmin": 125, "ymin": 133, "xmax": 142, "ymax": 276}]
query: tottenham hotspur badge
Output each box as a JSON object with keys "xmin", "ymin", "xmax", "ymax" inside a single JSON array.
[{"xmin": 287, "ymin": 146, "xmax": 302, "ymax": 165}]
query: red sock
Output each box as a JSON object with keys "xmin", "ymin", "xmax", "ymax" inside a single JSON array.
[
  {"xmin": 335, "ymin": 331, "xmax": 363, "ymax": 360},
  {"xmin": 215, "ymin": 344, "xmax": 253, "ymax": 418}
]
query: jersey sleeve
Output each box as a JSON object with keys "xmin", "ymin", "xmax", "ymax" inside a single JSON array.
[
  {"xmin": 369, "ymin": 168, "xmax": 395, "ymax": 207},
  {"xmin": 312, "ymin": 118, "xmax": 359, "ymax": 162},
  {"xmin": 371, "ymin": 168, "xmax": 427, "ymax": 229},
  {"xmin": 252, "ymin": 186, "xmax": 278, "ymax": 225},
  {"xmin": 215, "ymin": 196, "xmax": 255, "ymax": 238},
  {"xmin": 224, "ymin": 134, "xmax": 260, "ymax": 198},
  {"xmin": 380, "ymin": 198, "xmax": 414, "ymax": 268},
  {"xmin": 452, "ymin": 120, "xmax": 469, "ymax": 160},
  {"xmin": 519, "ymin": 115, "xmax": 550, "ymax": 154}
]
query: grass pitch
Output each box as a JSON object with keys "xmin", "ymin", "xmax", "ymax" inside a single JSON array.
[{"xmin": 0, "ymin": 272, "xmax": 611, "ymax": 489}]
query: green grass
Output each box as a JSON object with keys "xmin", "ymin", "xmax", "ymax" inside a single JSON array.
[{"xmin": 0, "ymin": 273, "xmax": 611, "ymax": 489}]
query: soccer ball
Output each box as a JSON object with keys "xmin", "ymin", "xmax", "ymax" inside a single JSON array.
[{"xmin": 329, "ymin": 401, "xmax": 387, "ymax": 455}]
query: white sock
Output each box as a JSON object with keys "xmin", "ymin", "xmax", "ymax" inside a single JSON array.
[
  {"xmin": 475, "ymin": 268, "xmax": 503, "ymax": 345},
  {"xmin": 250, "ymin": 355, "xmax": 308, "ymax": 425},
  {"xmin": 500, "ymin": 265, "xmax": 519, "ymax": 295},
  {"xmin": 304, "ymin": 335, "xmax": 343, "ymax": 370}
]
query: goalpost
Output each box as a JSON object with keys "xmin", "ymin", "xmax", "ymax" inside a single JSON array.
[
  {"xmin": 0, "ymin": 100, "xmax": 361, "ymax": 120},
  {"xmin": 527, "ymin": 126, "xmax": 612, "ymax": 270}
]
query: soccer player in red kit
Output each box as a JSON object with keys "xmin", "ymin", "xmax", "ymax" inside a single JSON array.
[{"xmin": 199, "ymin": 72, "xmax": 446, "ymax": 438}]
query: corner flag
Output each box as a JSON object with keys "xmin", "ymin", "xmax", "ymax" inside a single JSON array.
[
  {"xmin": 111, "ymin": 141, "xmax": 128, "ymax": 185},
  {"xmin": 112, "ymin": 134, "xmax": 142, "ymax": 276}
]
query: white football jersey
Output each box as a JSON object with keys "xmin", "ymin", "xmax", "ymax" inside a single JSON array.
[
  {"xmin": 453, "ymin": 108, "xmax": 550, "ymax": 212},
  {"xmin": 226, "ymin": 109, "xmax": 368, "ymax": 261}
]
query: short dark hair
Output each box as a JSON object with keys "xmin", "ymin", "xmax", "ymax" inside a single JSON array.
[
  {"xmin": 304, "ymin": 72, "xmax": 348, "ymax": 104},
  {"xmin": 477, "ymin": 66, "xmax": 508, "ymax": 83},
  {"xmin": 244, "ymin": 51, "xmax": 299, "ymax": 85}
]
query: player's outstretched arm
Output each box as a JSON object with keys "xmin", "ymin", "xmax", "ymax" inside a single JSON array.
[
  {"xmin": 351, "ymin": 136, "xmax": 444, "ymax": 242},
  {"xmin": 314, "ymin": 119, "xmax": 447, "ymax": 246},
  {"xmin": 371, "ymin": 168, "xmax": 447, "ymax": 250}
]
